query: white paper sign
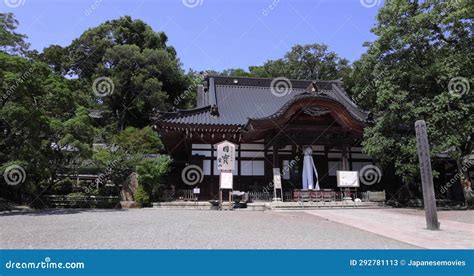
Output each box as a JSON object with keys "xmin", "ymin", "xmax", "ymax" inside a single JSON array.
[
  {"xmin": 216, "ymin": 141, "xmax": 236, "ymax": 171},
  {"xmin": 337, "ymin": 171, "xmax": 360, "ymax": 187},
  {"xmin": 273, "ymin": 168, "xmax": 282, "ymax": 189},
  {"xmin": 273, "ymin": 175, "xmax": 282, "ymax": 189},
  {"xmin": 193, "ymin": 188, "xmax": 200, "ymax": 194},
  {"xmin": 219, "ymin": 171, "xmax": 233, "ymax": 189}
]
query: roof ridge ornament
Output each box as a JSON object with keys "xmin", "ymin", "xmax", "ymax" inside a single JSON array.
[
  {"xmin": 210, "ymin": 104, "xmax": 219, "ymax": 116},
  {"xmin": 307, "ymin": 81, "xmax": 325, "ymax": 95}
]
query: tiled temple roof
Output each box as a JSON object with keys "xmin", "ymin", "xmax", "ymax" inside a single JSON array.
[{"xmin": 155, "ymin": 76, "xmax": 370, "ymax": 129}]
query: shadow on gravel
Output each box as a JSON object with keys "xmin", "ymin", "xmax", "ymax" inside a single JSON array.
[{"xmin": 0, "ymin": 208, "xmax": 128, "ymax": 217}]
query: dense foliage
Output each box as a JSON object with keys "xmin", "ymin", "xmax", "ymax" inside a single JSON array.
[
  {"xmin": 136, "ymin": 156, "xmax": 172, "ymax": 205},
  {"xmin": 42, "ymin": 16, "xmax": 190, "ymax": 131},
  {"xmin": 0, "ymin": 14, "xmax": 179, "ymax": 205},
  {"xmin": 219, "ymin": 43, "xmax": 352, "ymax": 84},
  {"xmin": 351, "ymin": 0, "xmax": 473, "ymax": 185},
  {"xmin": 0, "ymin": 51, "xmax": 95, "ymax": 202}
]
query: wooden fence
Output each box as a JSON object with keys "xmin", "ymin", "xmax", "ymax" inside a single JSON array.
[
  {"xmin": 175, "ymin": 189, "xmax": 196, "ymax": 201},
  {"xmin": 361, "ymin": 190, "xmax": 386, "ymax": 202},
  {"xmin": 249, "ymin": 191, "xmax": 271, "ymax": 201}
]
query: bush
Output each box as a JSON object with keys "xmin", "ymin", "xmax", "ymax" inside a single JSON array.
[
  {"xmin": 67, "ymin": 192, "xmax": 87, "ymax": 197},
  {"xmin": 66, "ymin": 192, "xmax": 88, "ymax": 208},
  {"xmin": 51, "ymin": 178, "xmax": 74, "ymax": 194},
  {"xmin": 136, "ymin": 155, "xmax": 172, "ymax": 202},
  {"xmin": 134, "ymin": 184, "xmax": 150, "ymax": 207}
]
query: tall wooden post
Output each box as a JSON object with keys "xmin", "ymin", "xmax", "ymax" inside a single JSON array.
[
  {"xmin": 272, "ymin": 142, "xmax": 281, "ymax": 201},
  {"xmin": 341, "ymin": 146, "xmax": 349, "ymax": 171},
  {"xmin": 415, "ymin": 120, "xmax": 440, "ymax": 230},
  {"xmin": 273, "ymin": 143, "xmax": 279, "ymax": 170}
]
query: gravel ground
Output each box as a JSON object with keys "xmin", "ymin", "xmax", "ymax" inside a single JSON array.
[
  {"xmin": 383, "ymin": 208, "xmax": 474, "ymax": 224},
  {"xmin": 0, "ymin": 209, "xmax": 418, "ymax": 249}
]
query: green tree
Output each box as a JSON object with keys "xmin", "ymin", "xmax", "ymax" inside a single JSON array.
[
  {"xmin": 136, "ymin": 156, "xmax": 172, "ymax": 204},
  {"xmin": 0, "ymin": 13, "xmax": 29, "ymax": 55},
  {"xmin": 1, "ymin": 14, "xmax": 95, "ymax": 204},
  {"xmin": 249, "ymin": 43, "xmax": 352, "ymax": 81},
  {"xmin": 220, "ymin": 68, "xmax": 253, "ymax": 77},
  {"xmin": 63, "ymin": 16, "xmax": 189, "ymax": 130},
  {"xmin": 113, "ymin": 126, "xmax": 163, "ymax": 154},
  {"xmin": 39, "ymin": 44, "xmax": 68, "ymax": 74},
  {"xmin": 0, "ymin": 52, "xmax": 94, "ymax": 203},
  {"xmin": 91, "ymin": 127, "xmax": 165, "ymax": 190},
  {"xmin": 351, "ymin": 0, "xmax": 473, "ymax": 193}
]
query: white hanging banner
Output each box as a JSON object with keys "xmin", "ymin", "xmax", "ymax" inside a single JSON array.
[{"xmin": 302, "ymin": 147, "xmax": 320, "ymax": 190}]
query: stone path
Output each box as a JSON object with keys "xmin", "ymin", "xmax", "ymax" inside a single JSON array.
[{"xmin": 303, "ymin": 209, "xmax": 474, "ymax": 249}]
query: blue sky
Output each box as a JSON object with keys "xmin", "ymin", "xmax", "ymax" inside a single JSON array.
[{"xmin": 2, "ymin": 0, "xmax": 382, "ymax": 71}]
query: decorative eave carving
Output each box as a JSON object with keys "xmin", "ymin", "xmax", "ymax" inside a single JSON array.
[{"xmin": 301, "ymin": 106, "xmax": 331, "ymax": 117}]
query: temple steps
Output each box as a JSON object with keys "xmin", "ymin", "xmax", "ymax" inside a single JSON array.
[{"xmin": 151, "ymin": 201, "xmax": 384, "ymax": 211}]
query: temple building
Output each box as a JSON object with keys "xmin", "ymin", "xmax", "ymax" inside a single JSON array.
[{"xmin": 153, "ymin": 76, "xmax": 376, "ymax": 200}]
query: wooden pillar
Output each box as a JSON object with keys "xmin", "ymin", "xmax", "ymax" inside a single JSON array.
[
  {"xmin": 272, "ymin": 142, "xmax": 282, "ymax": 201},
  {"xmin": 291, "ymin": 144, "xmax": 296, "ymax": 182},
  {"xmin": 237, "ymin": 143, "xmax": 241, "ymax": 190},
  {"xmin": 348, "ymin": 146, "xmax": 353, "ymax": 171},
  {"xmin": 341, "ymin": 145, "xmax": 349, "ymax": 171},
  {"xmin": 273, "ymin": 143, "xmax": 279, "ymax": 170},
  {"xmin": 210, "ymin": 144, "xmax": 214, "ymax": 199}
]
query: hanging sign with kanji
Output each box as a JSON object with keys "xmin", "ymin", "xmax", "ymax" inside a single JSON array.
[{"xmin": 216, "ymin": 140, "xmax": 236, "ymax": 171}]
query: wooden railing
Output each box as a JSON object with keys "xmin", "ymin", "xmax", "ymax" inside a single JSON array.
[
  {"xmin": 283, "ymin": 192, "xmax": 292, "ymax": 202},
  {"xmin": 175, "ymin": 189, "xmax": 195, "ymax": 201},
  {"xmin": 292, "ymin": 190, "xmax": 338, "ymax": 202},
  {"xmin": 361, "ymin": 190, "xmax": 386, "ymax": 202},
  {"xmin": 249, "ymin": 191, "xmax": 271, "ymax": 201}
]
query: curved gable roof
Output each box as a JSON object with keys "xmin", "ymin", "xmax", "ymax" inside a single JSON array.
[{"xmin": 155, "ymin": 76, "xmax": 370, "ymax": 129}]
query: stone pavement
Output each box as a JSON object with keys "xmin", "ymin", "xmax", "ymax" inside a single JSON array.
[{"xmin": 303, "ymin": 208, "xmax": 474, "ymax": 249}]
